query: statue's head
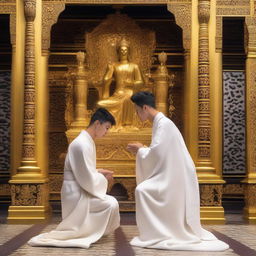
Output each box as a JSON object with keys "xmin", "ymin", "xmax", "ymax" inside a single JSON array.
[{"xmin": 117, "ymin": 38, "xmax": 130, "ymax": 59}]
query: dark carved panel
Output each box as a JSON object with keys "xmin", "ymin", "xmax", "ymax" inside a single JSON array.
[
  {"xmin": 49, "ymin": 132, "xmax": 68, "ymax": 172},
  {"xmin": 0, "ymin": 71, "xmax": 11, "ymax": 174},
  {"xmin": 223, "ymin": 71, "xmax": 246, "ymax": 174}
]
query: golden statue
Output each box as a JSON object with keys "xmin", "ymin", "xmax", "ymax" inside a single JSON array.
[{"xmin": 97, "ymin": 39, "xmax": 144, "ymax": 129}]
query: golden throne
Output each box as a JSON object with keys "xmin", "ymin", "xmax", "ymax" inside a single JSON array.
[{"xmin": 65, "ymin": 13, "xmax": 172, "ymax": 210}]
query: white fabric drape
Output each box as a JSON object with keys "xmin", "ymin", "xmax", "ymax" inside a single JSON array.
[
  {"xmin": 28, "ymin": 130, "xmax": 120, "ymax": 248},
  {"xmin": 130, "ymin": 112, "xmax": 229, "ymax": 251}
]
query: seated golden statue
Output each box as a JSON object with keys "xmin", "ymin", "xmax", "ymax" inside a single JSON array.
[{"xmin": 97, "ymin": 39, "xmax": 144, "ymax": 129}]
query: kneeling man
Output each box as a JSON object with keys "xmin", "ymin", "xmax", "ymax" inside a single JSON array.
[
  {"xmin": 127, "ymin": 91, "xmax": 229, "ymax": 251},
  {"xmin": 29, "ymin": 108, "xmax": 120, "ymax": 248}
]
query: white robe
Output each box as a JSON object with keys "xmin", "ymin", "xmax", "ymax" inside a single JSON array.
[
  {"xmin": 28, "ymin": 130, "xmax": 120, "ymax": 248},
  {"xmin": 130, "ymin": 112, "xmax": 229, "ymax": 251}
]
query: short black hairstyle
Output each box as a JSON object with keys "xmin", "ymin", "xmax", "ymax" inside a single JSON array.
[
  {"xmin": 89, "ymin": 108, "xmax": 116, "ymax": 126},
  {"xmin": 131, "ymin": 91, "xmax": 156, "ymax": 108}
]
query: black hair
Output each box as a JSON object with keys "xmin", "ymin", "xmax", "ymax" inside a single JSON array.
[
  {"xmin": 89, "ymin": 108, "xmax": 116, "ymax": 126},
  {"xmin": 131, "ymin": 91, "xmax": 156, "ymax": 108}
]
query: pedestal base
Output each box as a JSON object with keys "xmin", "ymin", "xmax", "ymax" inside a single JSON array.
[
  {"xmin": 8, "ymin": 206, "xmax": 51, "ymax": 224},
  {"xmin": 200, "ymin": 206, "xmax": 226, "ymax": 224},
  {"xmin": 243, "ymin": 207, "xmax": 256, "ymax": 224}
]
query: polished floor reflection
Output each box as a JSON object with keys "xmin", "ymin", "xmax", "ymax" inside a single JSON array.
[{"xmin": 0, "ymin": 213, "xmax": 255, "ymax": 256}]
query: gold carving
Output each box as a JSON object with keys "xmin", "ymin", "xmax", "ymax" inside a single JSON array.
[
  {"xmin": 216, "ymin": 0, "xmax": 251, "ymax": 15},
  {"xmin": 0, "ymin": 3, "xmax": 15, "ymax": 13},
  {"xmin": 49, "ymin": 133, "xmax": 67, "ymax": 171},
  {"xmin": 96, "ymin": 144, "xmax": 135, "ymax": 160},
  {"xmin": 216, "ymin": 16, "xmax": 222, "ymax": 52},
  {"xmin": 64, "ymin": 0, "xmax": 167, "ymax": 2},
  {"xmin": 217, "ymin": 8, "xmax": 250, "ymax": 16},
  {"xmin": 167, "ymin": 2, "xmax": 192, "ymax": 50},
  {"xmin": 153, "ymin": 52, "xmax": 173, "ymax": 116},
  {"xmin": 42, "ymin": 2, "xmax": 65, "ymax": 55},
  {"xmin": 0, "ymin": 1, "xmax": 16, "ymax": 46},
  {"xmin": 0, "ymin": 184, "xmax": 11, "ymax": 195},
  {"xmin": 24, "ymin": 0, "xmax": 36, "ymax": 22},
  {"xmin": 245, "ymin": 17, "xmax": 256, "ymax": 173},
  {"xmin": 24, "ymin": 107, "xmax": 35, "ymax": 120},
  {"xmin": 0, "ymin": 0, "xmax": 15, "ymax": 3},
  {"xmin": 24, "ymin": 92, "xmax": 36, "ymax": 102},
  {"xmin": 223, "ymin": 184, "xmax": 243, "ymax": 195},
  {"xmin": 22, "ymin": 145, "xmax": 35, "ymax": 158},
  {"xmin": 199, "ymin": 127, "xmax": 210, "ymax": 141},
  {"xmin": 198, "ymin": 0, "xmax": 210, "ymax": 24},
  {"xmin": 199, "ymin": 146, "xmax": 210, "ymax": 158},
  {"xmin": 66, "ymin": 51, "xmax": 90, "ymax": 129},
  {"xmin": 199, "ymin": 87, "xmax": 210, "ymax": 99},
  {"xmin": 243, "ymin": 17, "xmax": 256, "ymax": 222},
  {"xmin": 11, "ymin": 184, "xmax": 47, "ymax": 206},
  {"xmin": 217, "ymin": 0, "xmax": 249, "ymax": 4},
  {"xmin": 198, "ymin": 0, "xmax": 212, "ymax": 160},
  {"xmin": 200, "ymin": 184, "xmax": 223, "ymax": 206},
  {"xmin": 199, "ymin": 102, "xmax": 210, "ymax": 111},
  {"xmin": 49, "ymin": 175, "xmax": 63, "ymax": 193},
  {"xmin": 19, "ymin": 0, "xmax": 37, "ymax": 165},
  {"xmin": 24, "ymin": 124, "xmax": 35, "ymax": 135},
  {"xmin": 244, "ymin": 184, "xmax": 256, "ymax": 210}
]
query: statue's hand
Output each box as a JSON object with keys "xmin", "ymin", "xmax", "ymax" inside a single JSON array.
[{"xmin": 124, "ymin": 80, "xmax": 133, "ymax": 88}]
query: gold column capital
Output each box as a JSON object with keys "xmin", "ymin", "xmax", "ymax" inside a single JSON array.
[
  {"xmin": 24, "ymin": 0, "xmax": 36, "ymax": 22},
  {"xmin": 198, "ymin": 0, "xmax": 211, "ymax": 24}
]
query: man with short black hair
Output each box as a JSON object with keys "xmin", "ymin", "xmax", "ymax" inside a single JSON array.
[
  {"xmin": 127, "ymin": 91, "xmax": 229, "ymax": 251},
  {"xmin": 29, "ymin": 108, "xmax": 120, "ymax": 248}
]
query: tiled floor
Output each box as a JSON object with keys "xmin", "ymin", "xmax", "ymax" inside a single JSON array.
[{"xmin": 0, "ymin": 213, "xmax": 255, "ymax": 256}]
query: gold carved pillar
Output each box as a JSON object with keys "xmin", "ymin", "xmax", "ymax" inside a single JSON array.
[
  {"xmin": 153, "ymin": 52, "xmax": 171, "ymax": 116},
  {"xmin": 72, "ymin": 51, "xmax": 89, "ymax": 128},
  {"xmin": 197, "ymin": 0, "xmax": 212, "ymax": 170},
  {"xmin": 8, "ymin": 0, "xmax": 50, "ymax": 224},
  {"xmin": 242, "ymin": 17, "xmax": 256, "ymax": 224},
  {"xmin": 66, "ymin": 52, "xmax": 90, "ymax": 142},
  {"xmin": 197, "ymin": 0, "xmax": 225, "ymax": 223}
]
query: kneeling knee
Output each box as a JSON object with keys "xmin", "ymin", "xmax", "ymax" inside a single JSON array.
[{"xmin": 108, "ymin": 196, "xmax": 119, "ymax": 209}]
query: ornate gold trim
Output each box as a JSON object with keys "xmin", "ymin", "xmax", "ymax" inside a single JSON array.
[
  {"xmin": 216, "ymin": 16, "xmax": 222, "ymax": 53},
  {"xmin": 0, "ymin": 2, "xmax": 16, "ymax": 47},
  {"xmin": 44, "ymin": 0, "xmax": 168, "ymax": 3},
  {"xmin": 243, "ymin": 184, "xmax": 256, "ymax": 223},
  {"xmin": 167, "ymin": 1, "xmax": 192, "ymax": 51},
  {"xmin": 42, "ymin": 2, "xmax": 65, "ymax": 55},
  {"xmin": 243, "ymin": 16, "xmax": 256, "ymax": 223},
  {"xmin": 197, "ymin": 0, "xmax": 213, "ymax": 166}
]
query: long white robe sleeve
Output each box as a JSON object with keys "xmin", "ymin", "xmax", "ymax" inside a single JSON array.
[
  {"xmin": 28, "ymin": 130, "xmax": 120, "ymax": 248},
  {"xmin": 130, "ymin": 112, "xmax": 229, "ymax": 251}
]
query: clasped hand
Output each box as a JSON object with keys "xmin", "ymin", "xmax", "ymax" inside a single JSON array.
[
  {"xmin": 127, "ymin": 142, "xmax": 144, "ymax": 154},
  {"xmin": 98, "ymin": 169, "xmax": 114, "ymax": 182}
]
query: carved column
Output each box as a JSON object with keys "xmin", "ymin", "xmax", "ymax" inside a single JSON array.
[
  {"xmin": 72, "ymin": 51, "xmax": 89, "ymax": 127},
  {"xmin": 197, "ymin": 0, "xmax": 225, "ymax": 223},
  {"xmin": 242, "ymin": 17, "xmax": 256, "ymax": 224},
  {"xmin": 197, "ymin": 0, "xmax": 212, "ymax": 168},
  {"xmin": 153, "ymin": 52, "xmax": 171, "ymax": 116},
  {"xmin": 66, "ymin": 52, "xmax": 90, "ymax": 143},
  {"xmin": 8, "ymin": 0, "xmax": 50, "ymax": 224}
]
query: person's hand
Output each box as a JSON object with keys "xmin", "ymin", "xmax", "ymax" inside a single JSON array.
[
  {"xmin": 127, "ymin": 142, "xmax": 144, "ymax": 155},
  {"xmin": 98, "ymin": 169, "xmax": 114, "ymax": 182}
]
